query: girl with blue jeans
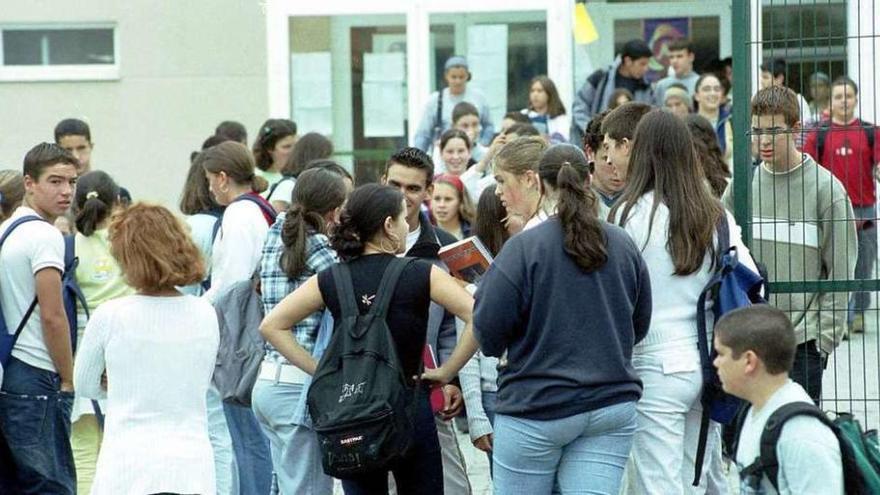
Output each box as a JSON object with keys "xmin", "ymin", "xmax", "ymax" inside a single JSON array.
[
  {"xmin": 252, "ymin": 167, "xmax": 350, "ymax": 494},
  {"xmin": 475, "ymin": 142, "xmax": 652, "ymax": 494}
]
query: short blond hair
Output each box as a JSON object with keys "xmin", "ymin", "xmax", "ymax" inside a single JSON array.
[{"xmin": 109, "ymin": 203, "xmax": 204, "ymax": 292}]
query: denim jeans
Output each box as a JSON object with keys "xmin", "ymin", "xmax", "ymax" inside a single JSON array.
[
  {"xmin": 342, "ymin": 390, "xmax": 443, "ymax": 495},
  {"xmin": 791, "ymin": 340, "xmax": 825, "ymax": 405},
  {"xmin": 223, "ymin": 401, "xmax": 273, "ymax": 495},
  {"xmin": 0, "ymin": 356, "xmax": 75, "ymax": 494},
  {"xmin": 852, "ymin": 206, "xmax": 877, "ymax": 316},
  {"xmin": 492, "ymin": 400, "xmax": 637, "ymax": 495},
  {"xmin": 251, "ymin": 380, "xmax": 333, "ymax": 495},
  {"xmin": 483, "ymin": 391, "xmax": 497, "ymax": 474},
  {"xmin": 207, "ymin": 386, "xmax": 238, "ymax": 495}
]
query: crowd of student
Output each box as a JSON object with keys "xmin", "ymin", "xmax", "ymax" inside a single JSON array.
[{"xmin": 0, "ymin": 36, "xmax": 876, "ymax": 495}]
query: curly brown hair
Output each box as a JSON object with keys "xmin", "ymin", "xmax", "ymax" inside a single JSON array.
[{"xmin": 109, "ymin": 203, "xmax": 205, "ymax": 292}]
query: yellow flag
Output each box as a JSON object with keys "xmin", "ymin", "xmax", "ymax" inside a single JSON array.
[{"xmin": 573, "ymin": 3, "xmax": 599, "ymax": 45}]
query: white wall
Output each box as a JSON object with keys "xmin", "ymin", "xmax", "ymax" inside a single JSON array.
[{"xmin": 0, "ymin": 1, "xmax": 268, "ymax": 209}]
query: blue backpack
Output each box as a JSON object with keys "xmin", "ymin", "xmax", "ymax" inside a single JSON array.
[
  {"xmin": 0, "ymin": 216, "xmax": 88, "ymax": 367},
  {"xmin": 692, "ymin": 214, "xmax": 767, "ymax": 486}
]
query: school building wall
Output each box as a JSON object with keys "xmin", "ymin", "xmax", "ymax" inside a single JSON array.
[{"xmin": 0, "ymin": 1, "xmax": 269, "ymax": 208}]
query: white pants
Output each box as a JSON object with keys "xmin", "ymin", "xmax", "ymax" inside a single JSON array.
[{"xmin": 621, "ymin": 347, "xmax": 725, "ymax": 495}]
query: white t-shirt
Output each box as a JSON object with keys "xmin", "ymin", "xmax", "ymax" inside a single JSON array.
[
  {"xmin": 267, "ymin": 177, "xmax": 296, "ymax": 205},
  {"xmin": 0, "ymin": 206, "xmax": 65, "ymax": 372},
  {"xmin": 405, "ymin": 226, "xmax": 422, "ymax": 253},
  {"xmin": 736, "ymin": 380, "xmax": 844, "ymax": 494},
  {"xmin": 203, "ymin": 199, "xmax": 270, "ymax": 303}
]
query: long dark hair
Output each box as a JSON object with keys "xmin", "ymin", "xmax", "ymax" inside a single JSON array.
[
  {"xmin": 75, "ymin": 170, "xmax": 120, "ymax": 236},
  {"xmin": 280, "ymin": 132, "xmax": 333, "ymax": 177},
  {"xmin": 180, "ymin": 153, "xmax": 221, "ymax": 215},
  {"xmin": 331, "ymin": 184, "xmax": 404, "ymax": 261},
  {"xmin": 473, "ymin": 185, "xmax": 509, "ymax": 257},
  {"xmin": 252, "ymin": 119, "xmax": 297, "ymax": 171},
  {"xmin": 280, "ymin": 168, "xmax": 347, "ymax": 278},
  {"xmin": 612, "ymin": 110, "xmax": 722, "ymax": 275},
  {"xmin": 528, "ymin": 75, "xmax": 566, "ymax": 118},
  {"xmin": 686, "ymin": 114, "xmax": 731, "ymax": 198},
  {"xmin": 539, "ymin": 144, "xmax": 606, "ymax": 271}
]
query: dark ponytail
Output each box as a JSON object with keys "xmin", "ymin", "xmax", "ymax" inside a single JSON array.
[
  {"xmin": 538, "ymin": 144, "xmax": 607, "ymax": 272},
  {"xmin": 331, "ymin": 184, "xmax": 404, "ymax": 261},
  {"xmin": 279, "ymin": 167, "xmax": 347, "ymax": 278},
  {"xmin": 75, "ymin": 170, "xmax": 120, "ymax": 236}
]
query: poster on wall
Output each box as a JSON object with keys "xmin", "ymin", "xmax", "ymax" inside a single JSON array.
[
  {"xmin": 291, "ymin": 52, "xmax": 333, "ymax": 135},
  {"xmin": 642, "ymin": 18, "xmax": 691, "ymax": 83}
]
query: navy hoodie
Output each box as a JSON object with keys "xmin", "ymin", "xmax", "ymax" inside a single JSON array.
[{"xmin": 473, "ymin": 218, "xmax": 651, "ymax": 420}]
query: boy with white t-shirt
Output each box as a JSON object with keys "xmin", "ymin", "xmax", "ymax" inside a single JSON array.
[
  {"xmin": 0, "ymin": 143, "xmax": 79, "ymax": 494},
  {"xmin": 713, "ymin": 305, "xmax": 844, "ymax": 495}
]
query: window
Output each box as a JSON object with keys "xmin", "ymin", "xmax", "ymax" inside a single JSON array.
[{"xmin": 0, "ymin": 25, "xmax": 118, "ymax": 81}]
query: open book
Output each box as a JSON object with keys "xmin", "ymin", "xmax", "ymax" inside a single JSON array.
[{"xmin": 438, "ymin": 236, "xmax": 494, "ymax": 284}]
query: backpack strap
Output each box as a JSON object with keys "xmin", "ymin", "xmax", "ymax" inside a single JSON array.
[
  {"xmin": 267, "ymin": 176, "xmax": 294, "ymax": 202},
  {"xmin": 434, "ymin": 89, "xmax": 444, "ymax": 141},
  {"xmin": 331, "ymin": 263, "xmax": 359, "ymax": 319},
  {"xmin": 743, "ymin": 402, "xmax": 835, "ymax": 491},
  {"xmin": 816, "ymin": 121, "xmax": 831, "ymax": 164},
  {"xmin": 692, "ymin": 213, "xmax": 731, "ymax": 486},
  {"xmin": 0, "ymin": 216, "xmax": 48, "ymax": 358},
  {"xmin": 369, "ymin": 257, "xmax": 416, "ymax": 319},
  {"xmin": 232, "ymin": 193, "xmax": 278, "ymax": 226}
]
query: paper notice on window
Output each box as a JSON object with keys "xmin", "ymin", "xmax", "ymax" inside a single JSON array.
[
  {"xmin": 364, "ymin": 52, "xmax": 405, "ymax": 82},
  {"xmin": 467, "ymin": 25, "xmax": 508, "ymax": 126},
  {"xmin": 363, "ymin": 81, "xmax": 405, "ymax": 138},
  {"xmin": 291, "ymin": 52, "xmax": 333, "ymax": 135}
]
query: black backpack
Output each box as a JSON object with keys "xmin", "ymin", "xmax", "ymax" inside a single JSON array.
[
  {"xmin": 307, "ymin": 257, "xmax": 419, "ymax": 479},
  {"xmin": 735, "ymin": 402, "xmax": 870, "ymax": 494}
]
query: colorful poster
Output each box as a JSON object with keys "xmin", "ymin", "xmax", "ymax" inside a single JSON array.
[{"xmin": 642, "ymin": 18, "xmax": 690, "ymax": 83}]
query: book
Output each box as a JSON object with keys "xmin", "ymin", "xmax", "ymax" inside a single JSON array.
[
  {"xmin": 438, "ymin": 236, "xmax": 494, "ymax": 284},
  {"xmin": 422, "ymin": 344, "xmax": 446, "ymax": 414}
]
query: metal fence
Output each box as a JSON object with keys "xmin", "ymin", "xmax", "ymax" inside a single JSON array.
[{"xmin": 731, "ymin": 0, "xmax": 880, "ymax": 428}]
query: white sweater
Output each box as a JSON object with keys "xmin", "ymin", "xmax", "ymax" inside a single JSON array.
[
  {"xmin": 73, "ymin": 294, "xmax": 219, "ymax": 495},
  {"xmin": 204, "ymin": 199, "xmax": 270, "ymax": 303},
  {"xmin": 616, "ymin": 192, "xmax": 756, "ymax": 353}
]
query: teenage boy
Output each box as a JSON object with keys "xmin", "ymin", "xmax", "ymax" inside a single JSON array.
[
  {"xmin": 54, "ymin": 118, "xmax": 131, "ymax": 204},
  {"xmin": 804, "ymin": 77, "xmax": 880, "ymax": 334},
  {"xmin": 713, "ymin": 305, "xmax": 843, "ymax": 494},
  {"xmin": 759, "ymin": 59, "xmax": 811, "ymax": 126},
  {"xmin": 382, "ymin": 147, "xmax": 471, "ymax": 493},
  {"xmin": 215, "ymin": 120, "xmax": 248, "ymax": 145},
  {"xmin": 0, "ymin": 143, "xmax": 79, "ymax": 494},
  {"xmin": 583, "ymin": 109, "xmax": 620, "ymax": 220},
  {"xmin": 572, "ymin": 39, "xmax": 655, "ymax": 146},
  {"xmin": 599, "ymin": 102, "xmax": 653, "ymax": 216},
  {"xmin": 414, "ymin": 56, "xmax": 494, "ymax": 153},
  {"xmin": 654, "ymin": 39, "xmax": 700, "ymax": 104},
  {"xmin": 722, "ymin": 86, "xmax": 856, "ymax": 403}
]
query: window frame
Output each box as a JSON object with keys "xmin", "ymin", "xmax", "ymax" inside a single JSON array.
[{"xmin": 0, "ymin": 23, "xmax": 119, "ymax": 82}]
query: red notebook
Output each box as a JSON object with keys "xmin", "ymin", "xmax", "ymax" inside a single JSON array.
[{"xmin": 422, "ymin": 344, "xmax": 446, "ymax": 414}]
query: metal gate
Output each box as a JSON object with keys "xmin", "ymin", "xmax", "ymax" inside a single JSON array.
[{"xmin": 730, "ymin": 0, "xmax": 880, "ymax": 428}]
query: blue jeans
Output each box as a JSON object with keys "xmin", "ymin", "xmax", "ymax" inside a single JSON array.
[
  {"xmin": 483, "ymin": 391, "xmax": 497, "ymax": 473},
  {"xmin": 851, "ymin": 206, "xmax": 877, "ymax": 316},
  {"xmin": 342, "ymin": 390, "xmax": 443, "ymax": 495},
  {"xmin": 223, "ymin": 402, "xmax": 273, "ymax": 495},
  {"xmin": 492, "ymin": 401, "xmax": 637, "ymax": 495},
  {"xmin": 0, "ymin": 357, "xmax": 75, "ymax": 494},
  {"xmin": 251, "ymin": 380, "xmax": 333, "ymax": 495}
]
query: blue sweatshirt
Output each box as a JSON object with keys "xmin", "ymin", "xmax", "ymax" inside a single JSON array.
[{"xmin": 473, "ymin": 219, "xmax": 652, "ymax": 420}]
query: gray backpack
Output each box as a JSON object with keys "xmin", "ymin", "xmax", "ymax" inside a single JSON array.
[{"xmin": 212, "ymin": 278, "xmax": 265, "ymax": 406}]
